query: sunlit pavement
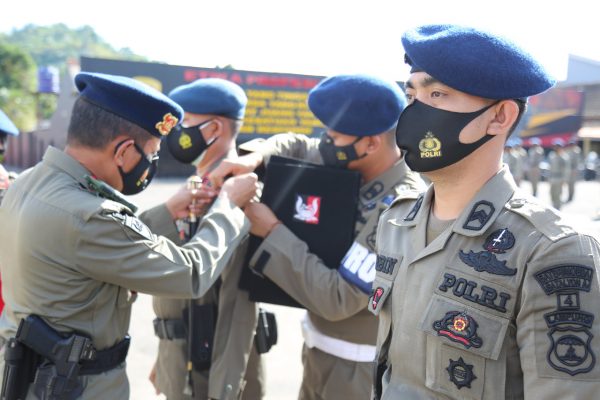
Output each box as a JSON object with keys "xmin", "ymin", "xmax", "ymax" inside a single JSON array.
[{"xmin": 126, "ymin": 178, "xmax": 600, "ymax": 399}]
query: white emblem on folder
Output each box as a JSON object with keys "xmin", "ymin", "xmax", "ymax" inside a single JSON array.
[{"xmin": 293, "ymin": 194, "xmax": 321, "ymax": 224}]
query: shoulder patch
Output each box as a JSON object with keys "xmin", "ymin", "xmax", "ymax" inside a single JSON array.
[
  {"xmin": 108, "ymin": 210, "xmax": 154, "ymax": 241},
  {"xmin": 504, "ymin": 195, "xmax": 576, "ymax": 242}
]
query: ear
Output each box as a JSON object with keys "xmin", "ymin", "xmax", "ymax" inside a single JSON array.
[
  {"xmin": 366, "ymin": 135, "xmax": 382, "ymax": 154},
  {"xmin": 487, "ymin": 100, "xmax": 520, "ymax": 137},
  {"xmin": 111, "ymin": 136, "xmax": 134, "ymax": 167},
  {"xmin": 205, "ymin": 118, "xmax": 223, "ymax": 138}
]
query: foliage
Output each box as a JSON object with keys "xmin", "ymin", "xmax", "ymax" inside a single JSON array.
[{"xmin": 0, "ymin": 24, "xmax": 148, "ymax": 131}]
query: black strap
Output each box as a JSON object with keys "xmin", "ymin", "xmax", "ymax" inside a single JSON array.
[
  {"xmin": 79, "ymin": 336, "xmax": 130, "ymax": 375},
  {"xmin": 153, "ymin": 318, "xmax": 186, "ymax": 340}
]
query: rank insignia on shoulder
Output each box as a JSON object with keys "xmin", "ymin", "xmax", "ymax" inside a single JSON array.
[
  {"xmin": 463, "ymin": 201, "xmax": 494, "ymax": 231},
  {"xmin": 433, "ymin": 311, "xmax": 483, "ymax": 349},
  {"xmin": 447, "ymin": 357, "xmax": 477, "ymax": 389},
  {"xmin": 404, "ymin": 196, "xmax": 424, "ymax": 221}
]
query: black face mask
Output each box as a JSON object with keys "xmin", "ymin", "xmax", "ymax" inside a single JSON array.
[
  {"xmin": 167, "ymin": 120, "xmax": 217, "ymax": 165},
  {"xmin": 396, "ymin": 99, "xmax": 497, "ymax": 172},
  {"xmin": 117, "ymin": 141, "xmax": 159, "ymax": 195},
  {"xmin": 318, "ymin": 132, "xmax": 367, "ymax": 169}
]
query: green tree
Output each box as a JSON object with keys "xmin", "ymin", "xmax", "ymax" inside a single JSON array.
[
  {"xmin": 0, "ymin": 41, "xmax": 37, "ymax": 131},
  {"xmin": 2, "ymin": 23, "xmax": 147, "ymax": 68}
]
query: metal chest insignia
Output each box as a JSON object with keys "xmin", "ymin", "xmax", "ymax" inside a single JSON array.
[
  {"xmin": 459, "ymin": 228, "xmax": 517, "ymax": 276},
  {"xmin": 447, "ymin": 357, "xmax": 477, "ymax": 389},
  {"xmin": 433, "ymin": 311, "xmax": 483, "ymax": 349}
]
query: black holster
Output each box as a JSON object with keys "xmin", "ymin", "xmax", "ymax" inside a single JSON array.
[
  {"xmin": 1, "ymin": 338, "xmax": 40, "ymax": 400},
  {"xmin": 254, "ymin": 308, "xmax": 277, "ymax": 354},
  {"xmin": 183, "ymin": 303, "xmax": 217, "ymax": 371}
]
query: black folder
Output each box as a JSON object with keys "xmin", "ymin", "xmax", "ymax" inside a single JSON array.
[{"xmin": 239, "ymin": 156, "xmax": 361, "ymax": 308}]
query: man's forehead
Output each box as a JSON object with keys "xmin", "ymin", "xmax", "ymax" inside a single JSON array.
[{"xmin": 405, "ymin": 73, "xmax": 445, "ymax": 90}]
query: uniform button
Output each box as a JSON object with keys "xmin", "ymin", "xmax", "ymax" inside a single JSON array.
[{"xmin": 509, "ymin": 198, "xmax": 526, "ymax": 208}]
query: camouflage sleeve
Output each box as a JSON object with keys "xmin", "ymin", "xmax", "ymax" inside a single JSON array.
[
  {"xmin": 518, "ymin": 233, "xmax": 600, "ymax": 397},
  {"xmin": 74, "ymin": 195, "xmax": 249, "ymax": 298},
  {"xmin": 238, "ymin": 132, "xmax": 322, "ymax": 164},
  {"xmin": 249, "ymin": 224, "xmax": 366, "ymax": 321}
]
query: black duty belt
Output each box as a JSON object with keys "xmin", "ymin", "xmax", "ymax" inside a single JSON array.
[
  {"xmin": 79, "ymin": 336, "xmax": 130, "ymax": 375},
  {"xmin": 153, "ymin": 318, "xmax": 186, "ymax": 340}
]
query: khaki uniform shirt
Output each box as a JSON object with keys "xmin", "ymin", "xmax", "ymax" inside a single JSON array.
[
  {"xmin": 144, "ymin": 206, "xmax": 260, "ymax": 400},
  {"xmin": 549, "ymin": 151, "xmax": 570, "ymax": 183},
  {"xmin": 0, "ymin": 147, "xmax": 249, "ymax": 399},
  {"xmin": 242, "ymin": 133, "xmax": 425, "ymax": 397},
  {"xmin": 527, "ymin": 147, "xmax": 544, "ymax": 179},
  {"xmin": 370, "ymin": 166, "xmax": 600, "ymax": 399}
]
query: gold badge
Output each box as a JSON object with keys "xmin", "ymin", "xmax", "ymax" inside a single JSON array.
[
  {"xmin": 155, "ymin": 113, "xmax": 179, "ymax": 136},
  {"xmin": 418, "ymin": 132, "xmax": 442, "ymax": 158},
  {"xmin": 179, "ymin": 132, "xmax": 192, "ymax": 150}
]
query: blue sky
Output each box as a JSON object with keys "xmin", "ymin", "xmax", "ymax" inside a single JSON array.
[{"xmin": 2, "ymin": 0, "xmax": 598, "ymax": 82}]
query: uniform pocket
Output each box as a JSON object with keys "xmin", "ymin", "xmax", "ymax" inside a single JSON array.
[
  {"xmin": 420, "ymin": 294, "xmax": 510, "ymax": 399},
  {"xmin": 116, "ymin": 286, "xmax": 137, "ymax": 308}
]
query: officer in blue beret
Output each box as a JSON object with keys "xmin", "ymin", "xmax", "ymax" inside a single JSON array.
[
  {"xmin": 209, "ymin": 73, "xmax": 426, "ymax": 400},
  {"xmin": 0, "ymin": 109, "xmax": 19, "ymax": 202},
  {"xmin": 146, "ymin": 78, "xmax": 265, "ymax": 400},
  {"xmin": 369, "ymin": 24, "xmax": 600, "ymax": 399},
  {"xmin": 0, "ymin": 72, "xmax": 258, "ymax": 398}
]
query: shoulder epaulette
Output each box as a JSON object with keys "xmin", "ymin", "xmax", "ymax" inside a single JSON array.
[
  {"xmin": 85, "ymin": 175, "xmax": 138, "ymax": 214},
  {"xmin": 504, "ymin": 196, "xmax": 576, "ymax": 242}
]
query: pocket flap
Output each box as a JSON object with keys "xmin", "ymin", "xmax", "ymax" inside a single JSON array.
[{"xmin": 419, "ymin": 294, "xmax": 509, "ymax": 360}]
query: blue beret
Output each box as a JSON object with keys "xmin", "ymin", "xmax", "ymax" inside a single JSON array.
[
  {"xmin": 308, "ymin": 74, "xmax": 406, "ymax": 136},
  {"xmin": 552, "ymin": 138, "xmax": 565, "ymax": 147},
  {"xmin": 75, "ymin": 72, "xmax": 183, "ymax": 138},
  {"xmin": 169, "ymin": 78, "xmax": 247, "ymax": 120},
  {"xmin": 402, "ymin": 24, "xmax": 555, "ymax": 99},
  {"xmin": 529, "ymin": 137, "xmax": 542, "ymax": 146},
  {"xmin": 0, "ymin": 109, "xmax": 18, "ymax": 136}
]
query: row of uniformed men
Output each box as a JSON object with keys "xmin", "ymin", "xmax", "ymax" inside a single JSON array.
[
  {"xmin": 503, "ymin": 137, "xmax": 583, "ymax": 205},
  {"xmin": 1, "ymin": 22, "xmax": 600, "ymax": 400}
]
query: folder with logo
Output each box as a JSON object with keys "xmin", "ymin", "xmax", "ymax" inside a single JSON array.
[{"xmin": 239, "ymin": 156, "xmax": 361, "ymax": 308}]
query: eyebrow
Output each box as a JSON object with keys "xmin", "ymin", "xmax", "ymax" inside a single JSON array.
[{"xmin": 405, "ymin": 76, "xmax": 442, "ymax": 90}]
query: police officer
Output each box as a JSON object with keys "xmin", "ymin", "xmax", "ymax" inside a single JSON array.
[
  {"xmin": 370, "ymin": 24, "xmax": 600, "ymax": 399},
  {"xmin": 0, "ymin": 72, "xmax": 258, "ymax": 399},
  {"xmin": 527, "ymin": 137, "xmax": 544, "ymax": 196},
  {"xmin": 0, "ymin": 109, "xmax": 19, "ymax": 204},
  {"xmin": 566, "ymin": 138, "xmax": 582, "ymax": 202},
  {"xmin": 211, "ymin": 74, "xmax": 425, "ymax": 400},
  {"xmin": 512, "ymin": 138, "xmax": 527, "ymax": 187},
  {"xmin": 144, "ymin": 78, "xmax": 264, "ymax": 400},
  {"xmin": 548, "ymin": 138, "xmax": 569, "ymax": 210}
]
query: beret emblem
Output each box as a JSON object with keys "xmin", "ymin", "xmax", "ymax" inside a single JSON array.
[{"xmin": 156, "ymin": 113, "xmax": 179, "ymax": 136}]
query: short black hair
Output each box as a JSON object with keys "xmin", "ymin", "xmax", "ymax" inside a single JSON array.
[
  {"xmin": 508, "ymin": 99, "xmax": 527, "ymax": 136},
  {"xmin": 67, "ymin": 97, "xmax": 153, "ymax": 148}
]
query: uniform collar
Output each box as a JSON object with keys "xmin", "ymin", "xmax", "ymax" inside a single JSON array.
[
  {"xmin": 452, "ymin": 165, "xmax": 517, "ymax": 237},
  {"xmin": 43, "ymin": 146, "xmax": 93, "ymax": 188},
  {"xmin": 392, "ymin": 165, "xmax": 517, "ymax": 236},
  {"xmin": 359, "ymin": 159, "xmax": 409, "ymax": 206}
]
